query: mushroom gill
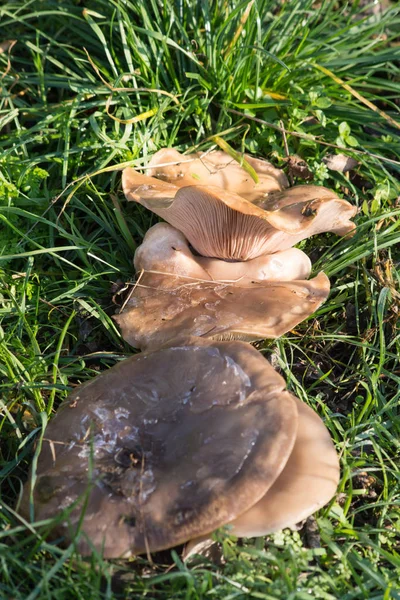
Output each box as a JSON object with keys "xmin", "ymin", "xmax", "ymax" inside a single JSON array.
[
  {"xmin": 122, "ymin": 168, "xmax": 357, "ymax": 260},
  {"xmin": 20, "ymin": 339, "xmax": 300, "ymax": 558},
  {"xmin": 146, "ymin": 148, "xmax": 289, "ymax": 202}
]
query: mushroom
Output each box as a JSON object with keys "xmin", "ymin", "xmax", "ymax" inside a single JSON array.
[
  {"xmin": 114, "ymin": 218, "xmax": 326, "ymax": 351},
  {"xmin": 134, "ymin": 223, "xmax": 312, "ymax": 283},
  {"xmin": 20, "ymin": 338, "xmax": 302, "ymax": 558},
  {"xmin": 113, "ymin": 270, "xmax": 330, "ymax": 351},
  {"xmin": 254, "ymin": 184, "xmax": 357, "ymax": 238},
  {"xmin": 184, "ymin": 396, "xmax": 339, "ymax": 558},
  {"xmin": 122, "ymin": 169, "xmax": 356, "ymax": 260},
  {"xmin": 227, "ymin": 395, "xmax": 340, "ymax": 536},
  {"xmin": 146, "ymin": 148, "xmax": 289, "ymax": 202}
]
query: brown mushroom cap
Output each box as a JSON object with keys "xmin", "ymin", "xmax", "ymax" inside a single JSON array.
[
  {"xmin": 122, "ymin": 169, "xmax": 356, "ymax": 260},
  {"xmin": 184, "ymin": 396, "xmax": 339, "ymax": 558},
  {"xmin": 20, "ymin": 339, "xmax": 299, "ymax": 558},
  {"xmin": 113, "ymin": 270, "xmax": 330, "ymax": 351},
  {"xmin": 256, "ymin": 185, "xmax": 357, "ymax": 238},
  {"xmin": 134, "ymin": 223, "xmax": 312, "ymax": 283},
  {"xmin": 146, "ymin": 148, "xmax": 288, "ymax": 202},
  {"xmin": 228, "ymin": 396, "xmax": 340, "ymax": 536}
]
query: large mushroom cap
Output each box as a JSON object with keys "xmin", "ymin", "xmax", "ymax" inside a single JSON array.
[
  {"xmin": 122, "ymin": 169, "xmax": 356, "ymax": 260},
  {"xmin": 113, "ymin": 271, "xmax": 330, "ymax": 351},
  {"xmin": 228, "ymin": 396, "xmax": 340, "ymax": 536},
  {"xmin": 20, "ymin": 339, "xmax": 299, "ymax": 558},
  {"xmin": 134, "ymin": 223, "xmax": 312, "ymax": 283},
  {"xmin": 146, "ymin": 148, "xmax": 288, "ymax": 202}
]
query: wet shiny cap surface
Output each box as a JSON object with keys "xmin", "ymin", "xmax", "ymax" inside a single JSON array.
[{"xmin": 21, "ymin": 339, "xmax": 298, "ymax": 557}]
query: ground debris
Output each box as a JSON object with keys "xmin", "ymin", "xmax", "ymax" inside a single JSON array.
[{"xmin": 323, "ymin": 154, "xmax": 358, "ymax": 173}]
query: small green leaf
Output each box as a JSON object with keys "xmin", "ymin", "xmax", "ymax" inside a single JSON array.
[
  {"xmin": 335, "ymin": 136, "xmax": 346, "ymax": 148},
  {"xmin": 339, "ymin": 121, "xmax": 351, "ymax": 137},
  {"xmin": 371, "ymin": 198, "xmax": 380, "ymax": 214},
  {"xmin": 346, "ymin": 135, "xmax": 359, "ymax": 147},
  {"xmin": 315, "ymin": 96, "xmax": 332, "ymax": 108}
]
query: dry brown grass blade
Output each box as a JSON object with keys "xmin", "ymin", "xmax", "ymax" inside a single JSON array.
[
  {"xmin": 224, "ymin": 0, "xmax": 255, "ymax": 58},
  {"xmin": 0, "ymin": 39, "xmax": 17, "ymax": 80},
  {"xmin": 105, "ymin": 96, "xmax": 158, "ymax": 124}
]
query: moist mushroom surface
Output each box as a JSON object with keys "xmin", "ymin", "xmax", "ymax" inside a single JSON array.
[
  {"xmin": 20, "ymin": 339, "xmax": 299, "ymax": 558},
  {"xmin": 228, "ymin": 395, "xmax": 340, "ymax": 536},
  {"xmin": 184, "ymin": 396, "xmax": 339, "ymax": 558},
  {"xmin": 113, "ymin": 271, "xmax": 330, "ymax": 351},
  {"xmin": 122, "ymin": 169, "xmax": 357, "ymax": 260}
]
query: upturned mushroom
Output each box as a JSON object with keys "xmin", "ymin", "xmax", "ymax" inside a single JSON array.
[
  {"xmin": 122, "ymin": 167, "xmax": 356, "ymax": 260},
  {"xmin": 20, "ymin": 338, "xmax": 339, "ymax": 558}
]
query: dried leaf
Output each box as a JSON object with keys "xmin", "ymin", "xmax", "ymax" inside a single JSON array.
[
  {"xmin": 323, "ymin": 154, "xmax": 358, "ymax": 173},
  {"xmin": 286, "ymin": 155, "xmax": 314, "ymax": 181},
  {"xmin": 0, "ymin": 40, "xmax": 16, "ymax": 54}
]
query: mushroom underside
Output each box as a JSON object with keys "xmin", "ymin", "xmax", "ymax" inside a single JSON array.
[{"xmin": 122, "ymin": 169, "xmax": 356, "ymax": 259}]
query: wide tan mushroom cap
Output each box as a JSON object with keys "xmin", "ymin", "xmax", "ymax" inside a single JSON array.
[
  {"xmin": 20, "ymin": 339, "xmax": 299, "ymax": 558},
  {"xmin": 184, "ymin": 396, "xmax": 339, "ymax": 559},
  {"xmin": 122, "ymin": 169, "xmax": 356, "ymax": 260},
  {"xmin": 146, "ymin": 148, "xmax": 288, "ymax": 202},
  {"xmin": 134, "ymin": 223, "xmax": 312, "ymax": 283},
  {"xmin": 228, "ymin": 396, "xmax": 340, "ymax": 536},
  {"xmin": 113, "ymin": 270, "xmax": 330, "ymax": 351}
]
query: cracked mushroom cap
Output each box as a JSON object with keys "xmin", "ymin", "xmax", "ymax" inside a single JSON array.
[
  {"xmin": 134, "ymin": 223, "xmax": 312, "ymax": 283},
  {"xmin": 228, "ymin": 396, "xmax": 340, "ymax": 536},
  {"xmin": 113, "ymin": 270, "xmax": 330, "ymax": 351},
  {"xmin": 20, "ymin": 339, "xmax": 299, "ymax": 558},
  {"xmin": 146, "ymin": 148, "xmax": 288, "ymax": 202},
  {"xmin": 122, "ymin": 170, "xmax": 356, "ymax": 260}
]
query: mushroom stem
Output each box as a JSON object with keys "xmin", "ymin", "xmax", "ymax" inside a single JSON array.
[{"xmin": 134, "ymin": 223, "xmax": 312, "ymax": 283}]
